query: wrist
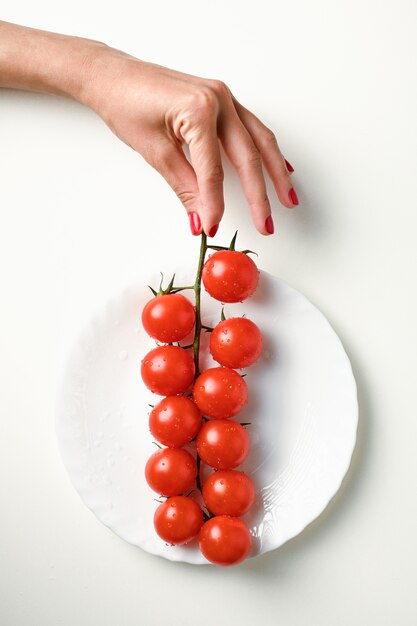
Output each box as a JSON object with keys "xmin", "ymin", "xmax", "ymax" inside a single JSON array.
[
  {"xmin": 61, "ymin": 37, "xmax": 111, "ymax": 105},
  {"xmin": 78, "ymin": 45, "xmax": 151, "ymax": 121}
]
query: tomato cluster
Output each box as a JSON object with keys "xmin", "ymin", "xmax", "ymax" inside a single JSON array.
[{"xmin": 140, "ymin": 239, "xmax": 262, "ymax": 566}]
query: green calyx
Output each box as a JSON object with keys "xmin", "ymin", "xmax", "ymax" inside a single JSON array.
[
  {"xmin": 148, "ymin": 272, "xmax": 194, "ymax": 297},
  {"xmin": 207, "ymin": 230, "xmax": 258, "ymax": 256}
]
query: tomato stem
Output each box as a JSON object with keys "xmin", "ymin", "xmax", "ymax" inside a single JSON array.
[
  {"xmin": 192, "ymin": 232, "xmax": 208, "ymax": 496},
  {"xmin": 192, "ymin": 232, "xmax": 208, "ymax": 378},
  {"xmin": 189, "ymin": 234, "xmax": 215, "ymax": 515},
  {"xmin": 196, "ymin": 454, "xmax": 202, "ymax": 493}
]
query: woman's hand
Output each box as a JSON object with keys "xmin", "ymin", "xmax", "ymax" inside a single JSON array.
[
  {"xmin": 0, "ymin": 22, "xmax": 298, "ymax": 236},
  {"xmin": 83, "ymin": 47, "xmax": 298, "ymax": 236}
]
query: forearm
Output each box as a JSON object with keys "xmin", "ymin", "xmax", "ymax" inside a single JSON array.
[{"xmin": 0, "ymin": 20, "xmax": 105, "ymax": 102}]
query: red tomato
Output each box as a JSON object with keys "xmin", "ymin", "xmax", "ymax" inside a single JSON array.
[
  {"xmin": 145, "ymin": 448, "xmax": 197, "ymax": 496},
  {"xmin": 210, "ymin": 317, "xmax": 263, "ymax": 369},
  {"xmin": 196, "ymin": 420, "xmax": 250, "ymax": 469},
  {"xmin": 154, "ymin": 496, "xmax": 203, "ymax": 545},
  {"xmin": 142, "ymin": 294, "xmax": 195, "ymax": 343},
  {"xmin": 141, "ymin": 345, "xmax": 195, "ymax": 396},
  {"xmin": 202, "ymin": 250, "xmax": 259, "ymax": 303},
  {"xmin": 193, "ymin": 367, "xmax": 247, "ymax": 419},
  {"xmin": 199, "ymin": 516, "xmax": 252, "ymax": 566},
  {"xmin": 149, "ymin": 396, "xmax": 202, "ymax": 448},
  {"xmin": 202, "ymin": 470, "xmax": 255, "ymax": 517}
]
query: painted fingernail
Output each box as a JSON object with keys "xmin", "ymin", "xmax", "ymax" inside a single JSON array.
[
  {"xmin": 189, "ymin": 212, "xmax": 201, "ymax": 235},
  {"xmin": 289, "ymin": 188, "xmax": 299, "ymax": 205},
  {"xmin": 208, "ymin": 223, "xmax": 219, "ymax": 238},
  {"xmin": 285, "ymin": 159, "xmax": 295, "ymax": 173},
  {"xmin": 265, "ymin": 215, "xmax": 275, "ymax": 234}
]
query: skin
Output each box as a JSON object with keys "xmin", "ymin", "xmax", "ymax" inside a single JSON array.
[
  {"xmin": 0, "ymin": 20, "xmax": 298, "ymax": 236},
  {"xmin": 193, "ymin": 367, "xmax": 248, "ymax": 419},
  {"xmin": 145, "ymin": 448, "xmax": 197, "ymax": 496},
  {"xmin": 210, "ymin": 317, "xmax": 263, "ymax": 369},
  {"xmin": 199, "ymin": 516, "xmax": 252, "ymax": 566},
  {"xmin": 196, "ymin": 420, "xmax": 250, "ymax": 469},
  {"xmin": 154, "ymin": 496, "xmax": 203, "ymax": 545},
  {"xmin": 141, "ymin": 345, "xmax": 195, "ymax": 396}
]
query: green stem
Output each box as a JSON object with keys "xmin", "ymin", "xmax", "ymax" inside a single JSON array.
[
  {"xmin": 196, "ymin": 455, "xmax": 202, "ymax": 493},
  {"xmin": 192, "ymin": 233, "xmax": 208, "ymax": 495},
  {"xmin": 192, "ymin": 233, "xmax": 207, "ymax": 377}
]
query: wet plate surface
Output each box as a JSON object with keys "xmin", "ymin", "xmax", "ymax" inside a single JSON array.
[{"xmin": 56, "ymin": 270, "xmax": 358, "ymax": 565}]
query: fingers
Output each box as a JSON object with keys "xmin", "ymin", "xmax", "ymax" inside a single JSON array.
[
  {"xmin": 218, "ymin": 104, "xmax": 272, "ymax": 235},
  {"xmin": 231, "ymin": 97, "xmax": 298, "ymax": 209},
  {"xmin": 150, "ymin": 139, "xmax": 203, "ymax": 235},
  {"xmin": 178, "ymin": 94, "xmax": 225, "ymax": 236},
  {"xmin": 157, "ymin": 83, "xmax": 297, "ymax": 238}
]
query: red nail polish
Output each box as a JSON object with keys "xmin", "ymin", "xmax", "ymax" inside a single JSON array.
[
  {"xmin": 265, "ymin": 215, "xmax": 274, "ymax": 234},
  {"xmin": 289, "ymin": 188, "xmax": 299, "ymax": 205},
  {"xmin": 208, "ymin": 223, "xmax": 219, "ymax": 238},
  {"xmin": 285, "ymin": 159, "xmax": 294, "ymax": 173},
  {"xmin": 189, "ymin": 212, "xmax": 201, "ymax": 235}
]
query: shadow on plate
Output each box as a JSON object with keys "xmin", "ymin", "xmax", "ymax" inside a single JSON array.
[{"xmin": 237, "ymin": 333, "xmax": 370, "ymax": 578}]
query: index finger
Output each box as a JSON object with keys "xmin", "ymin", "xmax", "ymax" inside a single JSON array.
[{"xmin": 178, "ymin": 99, "xmax": 224, "ymax": 236}]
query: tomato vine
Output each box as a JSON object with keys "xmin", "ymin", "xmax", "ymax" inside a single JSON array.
[{"xmin": 141, "ymin": 230, "xmax": 261, "ymax": 563}]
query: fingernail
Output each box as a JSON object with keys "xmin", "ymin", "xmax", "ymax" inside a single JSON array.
[
  {"xmin": 208, "ymin": 223, "xmax": 219, "ymax": 238},
  {"xmin": 285, "ymin": 159, "xmax": 294, "ymax": 173},
  {"xmin": 265, "ymin": 215, "xmax": 275, "ymax": 234},
  {"xmin": 289, "ymin": 188, "xmax": 299, "ymax": 205},
  {"xmin": 189, "ymin": 212, "xmax": 201, "ymax": 236}
]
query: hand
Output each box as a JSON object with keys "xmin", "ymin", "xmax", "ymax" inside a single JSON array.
[
  {"xmin": 0, "ymin": 22, "xmax": 298, "ymax": 236},
  {"xmin": 84, "ymin": 47, "xmax": 298, "ymax": 236}
]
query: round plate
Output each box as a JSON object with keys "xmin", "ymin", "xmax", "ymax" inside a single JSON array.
[{"xmin": 56, "ymin": 270, "xmax": 358, "ymax": 564}]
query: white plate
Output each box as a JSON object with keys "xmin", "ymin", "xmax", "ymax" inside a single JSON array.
[{"xmin": 56, "ymin": 270, "xmax": 358, "ymax": 565}]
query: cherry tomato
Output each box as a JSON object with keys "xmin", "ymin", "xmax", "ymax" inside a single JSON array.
[
  {"xmin": 193, "ymin": 367, "xmax": 247, "ymax": 419},
  {"xmin": 154, "ymin": 496, "xmax": 203, "ymax": 545},
  {"xmin": 199, "ymin": 516, "xmax": 252, "ymax": 566},
  {"xmin": 202, "ymin": 470, "xmax": 255, "ymax": 517},
  {"xmin": 196, "ymin": 420, "xmax": 250, "ymax": 469},
  {"xmin": 210, "ymin": 317, "xmax": 263, "ymax": 369},
  {"xmin": 145, "ymin": 448, "xmax": 197, "ymax": 496},
  {"xmin": 149, "ymin": 396, "xmax": 202, "ymax": 448},
  {"xmin": 141, "ymin": 345, "xmax": 195, "ymax": 396},
  {"xmin": 202, "ymin": 250, "xmax": 259, "ymax": 303},
  {"xmin": 142, "ymin": 293, "xmax": 195, "ymax": 343}
]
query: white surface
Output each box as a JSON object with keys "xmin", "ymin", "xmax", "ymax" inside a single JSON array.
[
  {"xmin": 56, "ymin": 271, "xmax": 358, "ymax": 563},
  {"xmin": 0, "ymin": 0, "xmax": 416, "ymax": 623}
]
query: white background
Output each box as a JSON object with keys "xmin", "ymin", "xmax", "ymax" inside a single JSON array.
[{"xmin": 1, "ymin": 1, "xmax": 416, "ymax": 624}]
